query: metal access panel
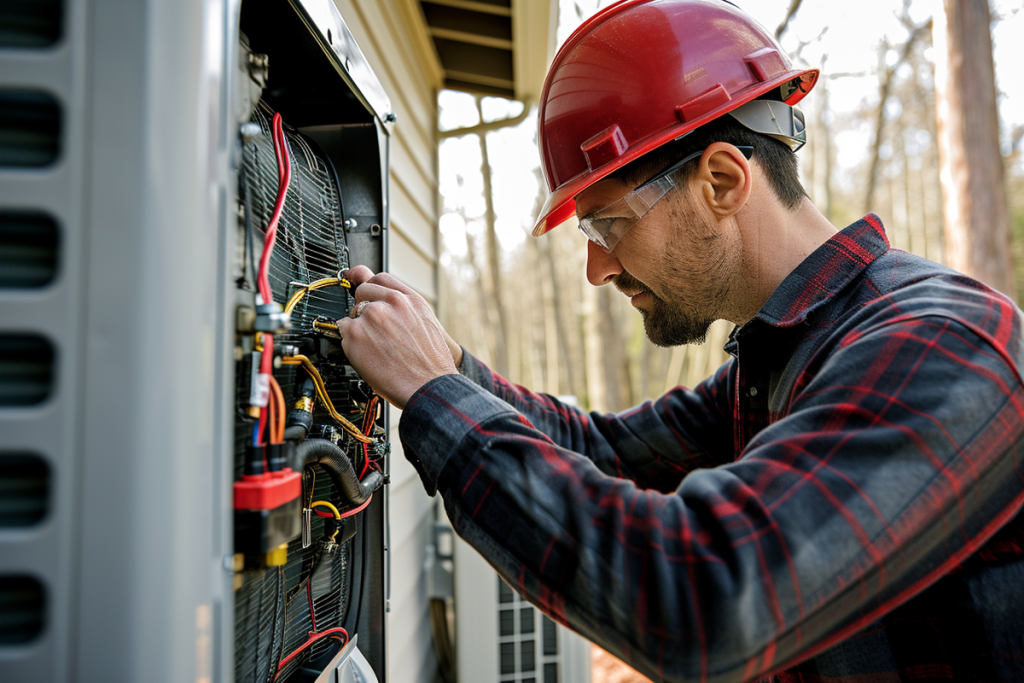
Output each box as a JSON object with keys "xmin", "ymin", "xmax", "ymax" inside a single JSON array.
[{"xmin": 0, "ymin": 0, "xmax": 393, "ymax": 681}]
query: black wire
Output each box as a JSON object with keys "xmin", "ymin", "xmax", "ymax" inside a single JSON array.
[
  {"xmin": 265, "ymin": 567, "xmax": 286, "ymax": 683},
  {"xmin": 348, "ymin": 511, "xmax": 369, "ymax": 635}
]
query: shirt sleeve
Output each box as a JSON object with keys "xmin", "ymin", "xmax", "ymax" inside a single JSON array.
[
  {"xmin": 399, "ymin": 315, "xmax": 1024, "ymax": 683},
  {"xmin": 455, "ymin": 347, "xmax": 736, "ymax": 491}
]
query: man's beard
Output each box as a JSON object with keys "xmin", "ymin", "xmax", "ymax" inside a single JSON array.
[
  {"xmin": 613, "ymin": 203, "xmax": 730, "ymax": 347},
  {"xmin": 614, "ymin": 271, "xmax": 716, "ymax": 346}
]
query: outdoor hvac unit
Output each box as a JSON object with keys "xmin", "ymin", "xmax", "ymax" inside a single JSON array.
[
  {"xmin": 454, "ymin": 536, "xmax": 591, "ymax": 683},
  {"xmin": 0, "ymin": 1, "xmax": 393, "ymax": 681}
]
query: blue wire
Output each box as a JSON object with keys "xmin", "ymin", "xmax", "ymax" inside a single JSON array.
[{"xmin": 252, "ymin": 422, "xmax": 260, "ymax": 447}]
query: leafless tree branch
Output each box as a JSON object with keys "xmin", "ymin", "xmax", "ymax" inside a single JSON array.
[{"xmin": 775, "ymin": 0, "xmax": 806, "ymax": 41}]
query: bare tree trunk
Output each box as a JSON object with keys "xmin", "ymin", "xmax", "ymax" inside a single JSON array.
[
  {"xmin": 598, "ymin": 288, "xmax": 622, "ymax": 411},
  {"xmin": 464, "ymin": 231, "xmax": 498, "ymax": 366},
  {"xmin": 476, "ymin": 97, "xmax": 511, "ymax": 374},
  {"xmin": 542, "ymin": 237, "xmax": 577, "ymax": 397},
  {"xmin": 582, "ymin": 280, "xmax": 605, "ymax": 411},
  {"xmin": 822, "ymin": 75, "xmax": 834, "ymax": 222},
  {"xmin": 863, "ymin": 18, "xmax": 931, "ymax": 214},
  {"xmin": 934, "ymin": 0, "xmax": 1014, "ymax": 296}
]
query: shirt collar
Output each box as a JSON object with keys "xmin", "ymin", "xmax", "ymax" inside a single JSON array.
[{"xmin": 744, "ymin": 214, "xmax": 890, "ymax": 330}]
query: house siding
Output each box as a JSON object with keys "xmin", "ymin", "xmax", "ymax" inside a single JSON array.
[{"xmin": 333, "ymin": 1, "xmax": 442, "ymax": 681}]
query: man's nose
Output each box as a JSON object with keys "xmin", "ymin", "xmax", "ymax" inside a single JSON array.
[{"xmin": 586, "ymin": 239, "xmax": 623, "ymax": 286}]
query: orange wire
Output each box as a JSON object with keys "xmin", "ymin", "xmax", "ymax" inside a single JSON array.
[{"xmin": 268, "ymin": 375, "xmax": 286, "ymax": 443}]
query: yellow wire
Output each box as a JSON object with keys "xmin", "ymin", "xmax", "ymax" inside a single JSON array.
[
  {"xmin": 284, "ymin": 278, "xmax": 352, "ymax": 316},
  {"xmin": 310, "ymin": 500, "xmax": 341, "ymax": 519},
  {"xmin": 311, "ymin": 499, "xmax": 342, "ymax": 541},
  {"xmin": 280, "ymin": 354, "xmax": 374, "ymax": 444}
]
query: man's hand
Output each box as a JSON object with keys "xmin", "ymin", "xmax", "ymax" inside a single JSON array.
[{"xmin": 337, "ymin": 266, "xmax": 462, "ymax": 409}]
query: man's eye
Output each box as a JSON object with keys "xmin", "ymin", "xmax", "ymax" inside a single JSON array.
[{"xmin": 590, "ymin": 216, "xmax": 628, "ymax": 236}]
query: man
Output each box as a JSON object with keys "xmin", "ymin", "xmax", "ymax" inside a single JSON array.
[{"xmin": 337, "ymin": 1, "xmax": 1024, "ymax": 681}]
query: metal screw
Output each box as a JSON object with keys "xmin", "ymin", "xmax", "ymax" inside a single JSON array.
[
  {"xmin": 343, "ymin": 218, "xmax": 358, "ymax": 230},
  {"xmin": 749, "ymin": 387, "xmax": 758, "ymax": 397},
  {"xmin": 384, "ymin": 112, "xmax": 397, "ymax": 123}
]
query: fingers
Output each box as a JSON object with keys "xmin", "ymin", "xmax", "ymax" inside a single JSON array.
[
  {"xmin": 353, "ymin": 282, "xmax": 406, "ymax": 308},
  {"xmin": 335, "ymin": 315, "xmax": 358, "ymax": 343},
  {"xmin": 344, "ymin": 265, "xmax": 376, "ymax": 287},
  {"xmin": 361, "ymin": 272, "xmax": 417, "ymax": 297},
  {"xmin": 345, "ymin": 266, "xmax": 418, "ymax": 298}
]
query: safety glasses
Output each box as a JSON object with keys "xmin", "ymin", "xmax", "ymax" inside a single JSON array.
[{"xmin": 578, "ymin": 145, "xmax": 753, "ymax": 251}]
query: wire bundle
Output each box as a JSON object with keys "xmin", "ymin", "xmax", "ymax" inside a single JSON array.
[
  {"xmin": 256, "ymin": 112, "xmax": 292, "ymax": 448},
  {"xmin": 280, "ymin": 354, "xmax": 374, "ymax": 444}
]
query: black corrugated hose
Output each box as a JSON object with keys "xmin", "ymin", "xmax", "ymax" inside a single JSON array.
[{"xmin": 294, "ymin": 438, "xmax": 382, "ymax": 505}]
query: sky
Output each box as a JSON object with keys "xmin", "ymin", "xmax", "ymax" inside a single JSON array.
[{"xmin": 437, "ymin": 0, "xmax": 1024, "ymax": 261}]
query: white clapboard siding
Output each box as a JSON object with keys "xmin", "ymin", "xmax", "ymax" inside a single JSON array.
[{"xmin": 332, "ymin": 1, "xmax": 442, "ymax": 682}]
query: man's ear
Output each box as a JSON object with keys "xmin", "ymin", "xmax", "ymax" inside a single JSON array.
[{"xmin": 695, "ymin": 142, "xmax": 752, "ymax": 219}]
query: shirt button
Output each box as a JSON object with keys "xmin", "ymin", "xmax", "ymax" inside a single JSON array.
[{"xmin": 749, "ymin": 387, "xmax": 758, "ymax": 397}]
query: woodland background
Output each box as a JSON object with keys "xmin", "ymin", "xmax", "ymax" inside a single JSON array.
[{"xmin": 436, "ymin": 1, "xmax": 1022, "ymax": 679}]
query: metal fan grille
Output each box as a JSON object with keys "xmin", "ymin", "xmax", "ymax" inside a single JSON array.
[{"xmin": 233, "ymin": 103, "xmax": 362, "ymax": 683}]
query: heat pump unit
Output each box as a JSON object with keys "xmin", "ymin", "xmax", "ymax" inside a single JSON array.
[
  {"xmin": 454, "ymin": 536, "xmax": 591, "ymax": 683},
  {"xmin": 0, "ymin": 1, "xmax": 393, "ymax": 681}
]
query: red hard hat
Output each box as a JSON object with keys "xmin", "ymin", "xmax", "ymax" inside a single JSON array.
[{"xmin": 533, "ymin": 0, "xmax": 818, "ymax": 236}]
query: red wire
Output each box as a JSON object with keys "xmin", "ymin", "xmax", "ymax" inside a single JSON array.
[
  {"xmin": 358, "ymin": 397, "xmax": 377, "ymax": 477},
  {"xmin": 362, "ymin": 397, "xmax": 378, "ymax": 434},
  {"xmin": 339, "ymin": 495, "xmax": 373, "ymax": 519},
  {"xmin": 360, "ymin": 443, "xmax": 370, "ymax": 479},
  {"xmin": 254, "ymin": 113, "xmax": 291, "ymax": 445},
  {"xmin": 311, "ymin": 495, "xmax": 374, "ymax": 519},
  {"xmin": 273, "ymin": 627, "xmax": 348, "ymax": 680},
  {"xmin": 278, "ymin": 629, "xmax": 348, "ymax": 669},
  {"xmin": 257, "ymin": 113, "xmax": 290, "ymax": 303},
  {"xmin": 306, "ymin": 580, "xmax": 318, "ymax": 632},
  {"xmin": 258, "ymin": 333, "xmax": 274, "ymax": 449},
  {"xmin": 273, "ymin": 115, "xmax": 287, "ymax": 184}
]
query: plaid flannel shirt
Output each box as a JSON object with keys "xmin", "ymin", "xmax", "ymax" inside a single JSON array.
[{"xmin": 399, "ymin": 216, "xmax": 1024, "ymax": 682}]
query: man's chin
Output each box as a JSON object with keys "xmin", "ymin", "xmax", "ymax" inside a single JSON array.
[{"xmin": 640, "ymin": 309, "xmax": 713, "ymax": 347}]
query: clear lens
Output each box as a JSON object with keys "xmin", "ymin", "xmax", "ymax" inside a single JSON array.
[
  {"xmin": 575, "ymin": 146, "xmax": 749, "ymax": 251},
  {"xmin": 578, "ymin": 175, "xmax": 676, "ymax": 250}
]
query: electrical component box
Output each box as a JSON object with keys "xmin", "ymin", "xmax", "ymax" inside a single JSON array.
[{"xmin": 233, "ymin": 468, "xmax": 303, "ymax": 557}]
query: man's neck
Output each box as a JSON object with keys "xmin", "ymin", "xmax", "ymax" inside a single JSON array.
[{"xmin": 729, "ymin": 197, "xmax": 838, "ymax": 325}]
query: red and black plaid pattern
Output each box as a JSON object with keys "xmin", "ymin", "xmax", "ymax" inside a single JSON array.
[{"xmin": 400, "ymin": 216, "xmax": 1024, "ymax": 682}]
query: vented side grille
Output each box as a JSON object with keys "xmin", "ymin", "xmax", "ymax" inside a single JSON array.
[
  {"xmin": 0, "ymin": 212, "xmax": 58, "ymax": 288},
  {"xmin": 0, "ymin": 335, "xmax": 55, "ymax": 406},
  {"xmin": 0, "ymin": 0, "xmax": 63, "ymax": 48},
  {"xmin": 0, "ymin": 453, "xmax": 49, "ymax": 527},
  {"xmin": 0, "ymin": 575, "xmax": 44, "ymax": 644},
  {"xmin": 498, "ymin": 577, "xmax": 557, "ymax": 683},
  {"xmin": 0, "ymin": 91, "xmax": 60, "ymax": 167}
]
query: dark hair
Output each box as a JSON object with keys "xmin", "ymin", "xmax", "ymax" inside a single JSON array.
[{"xmin": 610, "ymin": 112, "xmax": 806, "ymax": 210}]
